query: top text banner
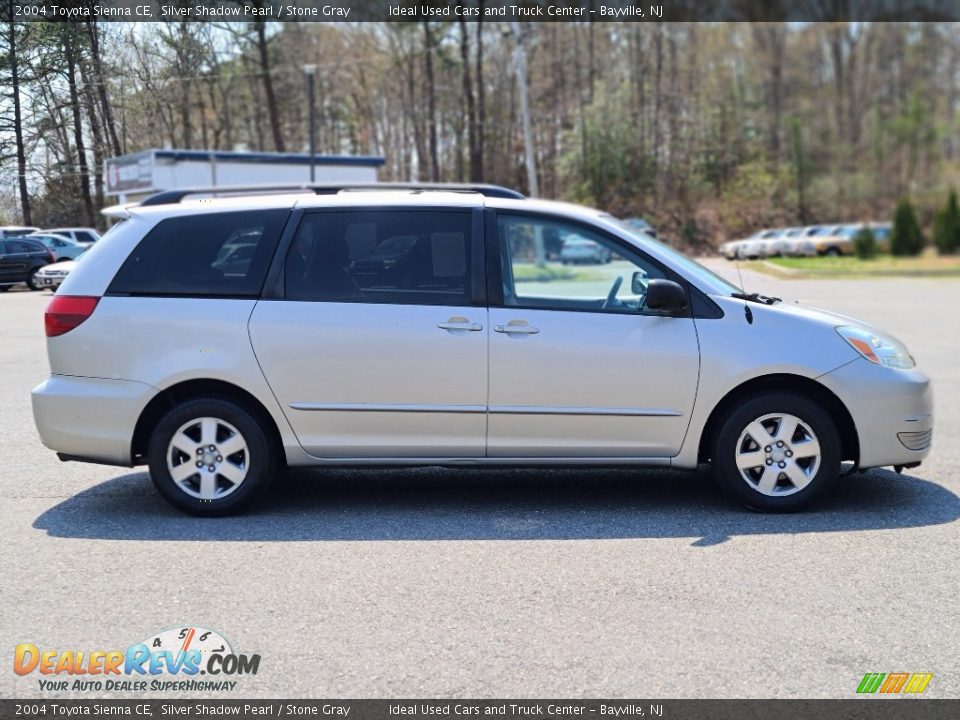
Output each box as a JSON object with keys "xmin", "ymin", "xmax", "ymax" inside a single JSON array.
[{"xmin": 6, "ymin": 0, "xmax": 960, "ymax": 22}]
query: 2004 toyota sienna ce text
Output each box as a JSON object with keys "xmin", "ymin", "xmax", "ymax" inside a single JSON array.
[{"xmin": 31, "ymin": 184, "xmax": 933, "ymax": 516}]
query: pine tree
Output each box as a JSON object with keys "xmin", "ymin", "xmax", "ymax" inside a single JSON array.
[
  {"xmin": 932, "ymin": 189, "xmax": 960, "ymax": 255},
  {"xmin": 890, "ymin": 198, "xmax": 925, "ymax": 257},
  {"xmin": 853, "ymin": 226, "xmax": 877, "ymax": 259}
]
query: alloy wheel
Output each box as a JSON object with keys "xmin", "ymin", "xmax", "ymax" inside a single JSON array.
[
  {"xmin": 735, "ymin": 412, "xmax": 821, "ymax": 497},
  {"xmin": 166, "ymin": 417, "xmax": 250, "ymax": 500}
]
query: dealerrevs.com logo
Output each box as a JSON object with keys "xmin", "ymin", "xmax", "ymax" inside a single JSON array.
[{"xmin": 14, "ymin": 626, "xmax": 260, "ymax": 693}]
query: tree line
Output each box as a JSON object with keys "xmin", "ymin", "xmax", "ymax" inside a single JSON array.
[{"xmin": 2, "ymin": 19, "xmax": 960, "ymax": 251}]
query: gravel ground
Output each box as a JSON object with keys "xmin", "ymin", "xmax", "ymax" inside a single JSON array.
[{"xmin": 1, "ymin": 264, "xmax": 957, "ymax": 699}]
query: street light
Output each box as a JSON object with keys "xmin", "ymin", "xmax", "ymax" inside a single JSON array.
[{"xmin": 302, "ymin": 64, "xmax": 317, "ymax": 183}]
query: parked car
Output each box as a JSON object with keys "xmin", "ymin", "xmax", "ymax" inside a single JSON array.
[
  {"xmin": 559, "ymin": 235, "xmax": 613, "ymax": 264},
  {"xmin": 38, "ymin": 227, "xmax": 101, "ymax": 246},
  {"xmin": 620, "ymin": 217, "xmax": 657, "ymax": 238},
  {"xmin": 31, "ymin": 183, "xmax": 932, "ymax": 516},
  {"xmin": 0, "ymin": 225, "xmax": 39, "ymax": 239},
  {"xmin": 719, "ymin": 240, "xmax": 742, "ymax": 260},
  {"xmin": 758, "ymin": 227, "xmax": 806, "ymax": 258},
  {"xmin": 26, "ymin": 233, "xmax": 88, "ymax": 262},
  {"xmin": 0, "ymin": 237, "xmax": 53, "ymax": 291},
  {"xmin": 813, "ymin": 223, "xmax": 891, "ymax": 256},
  {"xmin": 33, "ymin": 251, "xmax": 86, "ymax": 291},
  {"xmin": 737, "ymin": 229, "xmax": 785, "ymax": 259},
  {"xmin": 780, "ymin": 227, "xmax": 822, "ymax": 257}
]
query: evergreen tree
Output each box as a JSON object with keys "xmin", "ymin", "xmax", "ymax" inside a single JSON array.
[
  {"xmin": 932, "ymin": 189, "xmax": 960, "ymax": 255},
  {"xmin": 853, "ymin": 226, "xmax": 877, "ymax": 259},
  {"xmin": 890, "ymin": 198, "xmax": 925, "ymax": 257}
]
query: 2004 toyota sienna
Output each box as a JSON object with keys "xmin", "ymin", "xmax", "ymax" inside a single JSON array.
[{"xmin": 31, "ymin": 184, "xmax": 933, "ymax": 516}]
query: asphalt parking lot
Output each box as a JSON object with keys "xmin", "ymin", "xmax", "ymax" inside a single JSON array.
[{"xmin": 1, "ymin": 263, "xmax": 958, "ymax": 699}]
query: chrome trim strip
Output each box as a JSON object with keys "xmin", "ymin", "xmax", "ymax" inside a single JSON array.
[
  {"xmin": 289, "ymin": 402, "xmax": 486, "ymax": 413},
  {"xmin": 290, "ymin": 403, "xmax": 681, "ymax": 417},
  {"xmin": 489, "ymin": 405, "xmax": 682, "ymax": 417}
]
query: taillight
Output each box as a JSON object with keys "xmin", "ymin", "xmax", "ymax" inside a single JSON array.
[{"xmin": 45, "ymin": 296, "xmax": 99, "ymax": 337}]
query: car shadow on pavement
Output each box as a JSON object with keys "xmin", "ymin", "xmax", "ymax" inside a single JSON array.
[{"xmin": 33, "ymin": 466, "xmax": 960, "ymax": 545}]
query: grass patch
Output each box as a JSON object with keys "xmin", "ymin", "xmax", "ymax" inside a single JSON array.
[
  {"xmin": 512, "ymin": 264, "xmax": 605, "ymax": 282},
  {"xmin": 759, "ymin": 253, "xmax": 960, "ymax": 279}
]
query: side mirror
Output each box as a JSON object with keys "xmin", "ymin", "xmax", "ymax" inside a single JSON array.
[
  {"xmin": 644, "ymin": 279, "xmax": 687, "ymax": 313},
  {"xmin": 631, "ymin": 270, "xmax": 649, "ymax": 295}
]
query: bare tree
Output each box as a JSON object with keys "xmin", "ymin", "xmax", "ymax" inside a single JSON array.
[
  {"xmin": 254, "ymin": 20, "xmax": 285, "ymax": 152},
  {"xmin": 85, "ymin": 20, "xmax": 121, "ymax": 157},
  {"xmin": 422, "ymin": 21, "xmax": 439, "ymax": 182},
  {"xmin": 7, "ymin": 19, "xmax": 31, "ymax": 224}
]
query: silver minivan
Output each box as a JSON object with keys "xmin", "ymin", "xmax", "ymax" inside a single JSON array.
[{"xmin": 31, "ymin": 184, "xmax": 933, "ymax": 516}]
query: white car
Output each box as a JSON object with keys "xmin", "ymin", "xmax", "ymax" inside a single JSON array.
[
  {"xmin": 783, "ymin": 227, "xmax": 822, "ymax": 257},
  {"xmin": 737, "ymin": 230, "xmax": 785, "ymax": 259},
  {"xmin": 759, "ymin": 228, "xmax": 806, "ymax": 258},
  {"xmin": 719, "ymin": 240, "xmax": 742, "ymax": 260},
  {"xmin": 33, "ymin": 252, "xmax": 85, "ymax": 291},
  {"xmin": 31, "ymin": 183, "xmax": 932, "ymax": 516},
  {"xmin": 39, "ymin": 227, "xmax": 101, "ymax": 246},
  {"xmin": 0, "ymin": 225, "xmax": 40, "ymax": 239}
]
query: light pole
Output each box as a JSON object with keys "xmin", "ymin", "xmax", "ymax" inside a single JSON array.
[{"xmin": 302, "ymin": 64, "xmax": 317, "ymax": 183}]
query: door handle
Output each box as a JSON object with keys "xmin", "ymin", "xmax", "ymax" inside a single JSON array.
[
  {"xmin": 495, "ymin": 321, "xmax": 540, "ymax": 335},
  {"xmin": 438, "ymin": 317, "xmax": 483, "ymax": 332}
]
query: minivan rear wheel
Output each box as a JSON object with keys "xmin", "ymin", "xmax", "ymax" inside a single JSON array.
[
  {"xmin": 711, "ymin": 392, "xmax": 841, "ymax": 512},
  {"xmin": 147, "ymin": 398, "xmax": 276, "ymax": 516}
]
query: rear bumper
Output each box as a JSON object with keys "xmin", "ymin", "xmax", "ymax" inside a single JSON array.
[
  {"xmin": 818, "ymin": 359, "xmax": 933, "ymax": 469},
  {"xmin": 31, "ymin": 375, "xmax": 155, "ymax": 466}
]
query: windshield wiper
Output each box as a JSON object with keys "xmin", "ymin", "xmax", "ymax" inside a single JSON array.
[{"xmin": 731, "ymin": 292, "xmax": 782, "ymax": 305}]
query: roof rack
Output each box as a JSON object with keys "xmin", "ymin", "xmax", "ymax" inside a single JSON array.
[{"xmin": 138, "ymin": 182, "xmax": 524, "ymax": 207}]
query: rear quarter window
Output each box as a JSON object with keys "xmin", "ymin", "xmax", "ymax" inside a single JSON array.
[
  {"xmin": 8, "ymin": 240, "xmax": 43, "ymax": 254},
  {"xmin": 108, "ymin": 210, "xmax": 288, "ymax": 297}
]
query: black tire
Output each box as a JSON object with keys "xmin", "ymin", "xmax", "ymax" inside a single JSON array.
[
  {"xmin": 26, "ymin": 268, "xmax": 43, "ymax": 291},
  {"xmin": 0, "ymin": 286, "xmax": 9, "ymax": 292},
  {"xmin": 824, "ymin": 247, "xmax": 842, "ymax": 257},
  {"xmin": 147, "ymin": 397, "xmax": 276, "ymax": 516},
  {"xmin": 711, "ymin": 392, "xmax": 841, "ymax": 512}
]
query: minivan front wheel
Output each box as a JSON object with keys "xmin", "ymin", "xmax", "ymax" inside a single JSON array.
[
  {"xmin": 148, "ymin": 398, "xmax": 275, "ymax": 516},
  {"xmin": 711, "ymin": 393, "xmax": 841, "ymax": 512}
]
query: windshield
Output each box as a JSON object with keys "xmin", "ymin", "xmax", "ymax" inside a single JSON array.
[{"xmin": 611, "ymin": 218, "xmax": 741, "ymax": 296}]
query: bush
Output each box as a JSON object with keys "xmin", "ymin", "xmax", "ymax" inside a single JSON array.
[
  {"xmin": 932, "ymin": 189, "xmax": 960, "ymax": 255},
  {"xmin": 853, "ymin": 226, "xmax": 877, "ymax": 259},
  {"xmin": 890, "ymin": 198, "xmax": 925, "ymax": 256}
]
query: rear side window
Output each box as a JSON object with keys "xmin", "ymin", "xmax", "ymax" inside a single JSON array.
[
  {"xmin": 284, "ymin": 210, "xmax": 472, "ymax": 306},
  {"xmin": 8, "ymin": 240, "xmax": 43, "ymax": 254},
  {"xmin": 74, "ymin": 231, "xmax": 97, "ymax": 243},
  {"xmin": 108, "ymin": 210, "xmax": 288, "ymax": 297}
]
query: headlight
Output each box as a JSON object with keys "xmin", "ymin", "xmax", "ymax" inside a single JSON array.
[{"xmin": 836, "ymin": 325, "xmax": 914, "ymax": 369}]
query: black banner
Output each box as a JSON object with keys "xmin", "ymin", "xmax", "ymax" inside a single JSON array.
[
  {"xmin": 5, "ymin": 0, "xmax": 960, "ymax": 23},
  {"xmin": 2, "ymin": 700, "xmax": 960, "ymax": 719}
]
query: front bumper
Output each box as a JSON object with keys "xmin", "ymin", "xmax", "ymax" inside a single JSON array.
[
  {"xmin": 32, "ymin": 375, "xmax": 155, "ymax": 466},
  {"xmin": 818, "ymin": 358, "xmax": 933, "ymax": 469},
  {"xmin": 35, "ymin": 273, "xmax": 66, "ymax": 289}
]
